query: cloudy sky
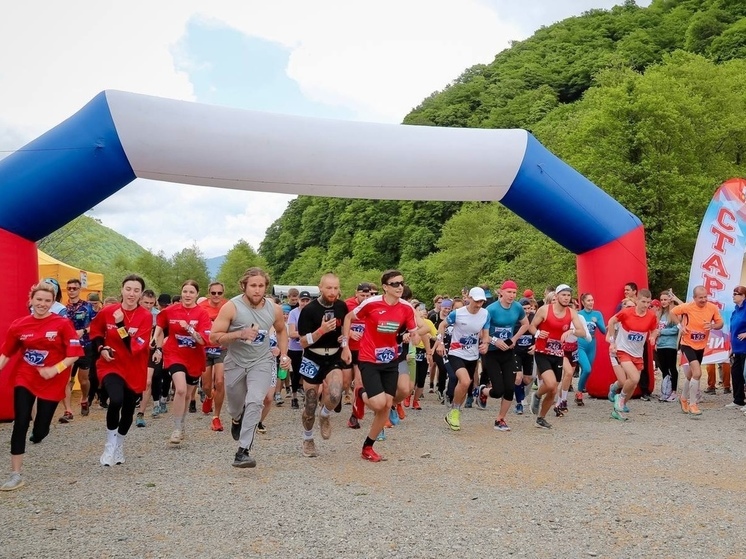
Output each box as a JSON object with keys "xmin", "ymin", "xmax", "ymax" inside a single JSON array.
[{"xmin": 0, "ymin": 0, "xmax": 650, "ymax": 258}]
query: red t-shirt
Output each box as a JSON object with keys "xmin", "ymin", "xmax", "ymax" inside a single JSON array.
[
  {"xmin": 2, "ymin": 314, "xmax": 84, "ymax": 401},
  {"xmin": 199, "ymin": 298, "xmax": 227, "ymax": 350},
  {"xmin": 352, "ymin": 295, "xmax": 416, "ymax": 364},
  {"xmin": 90, "ymin": 304, "xmax": 152, "ymax": 392},
  {"xmin": 345, "ymin": 296, "xmax": 366, "ymax": 351},
  {"xmin": 156, "ymin": 303, "xmax": 211, "ymax": 377}
]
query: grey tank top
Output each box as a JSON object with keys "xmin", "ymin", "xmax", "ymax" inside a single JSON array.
[{"xmin": 225, "ymin": 295, "xmax": 276, "ymax": 368}]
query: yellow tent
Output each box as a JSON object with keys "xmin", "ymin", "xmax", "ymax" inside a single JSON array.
[{"xmin": 37, "ymin": 249, "xmax": 104, "ymax": 302}]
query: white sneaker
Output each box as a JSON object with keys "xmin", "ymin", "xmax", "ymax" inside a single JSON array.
[
  {"xmin": 169, "ymin": 429, "xmax": 183, "ymax": 444},
  {"xmin": 725, "ymin": 402, "xmax": 742, "ymax": 409},
  {"xmin": 114, "ymin": 440, "xmax": 125, "ymax": 465},
  {"xmin": 100, "ymin": 442, "xmax": 115, "ymax": 466},
  {"xmin": 0, "ymin": 472, "xmax": 24, "ymax": 491}
]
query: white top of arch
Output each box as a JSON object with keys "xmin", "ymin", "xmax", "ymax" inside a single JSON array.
[{"xmin": 105, "ymin": 90, "xmax": 527, "ymax": 201}]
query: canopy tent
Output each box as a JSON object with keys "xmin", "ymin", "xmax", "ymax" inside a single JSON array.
[{"xmin": 37, "ymin": 249, "xmax": 104, "ymax": 301}]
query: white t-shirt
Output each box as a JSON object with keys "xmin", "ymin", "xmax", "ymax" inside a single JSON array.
[{"xmin": 446, "ymin": 306, "xmax": 488, "ymax": 361}]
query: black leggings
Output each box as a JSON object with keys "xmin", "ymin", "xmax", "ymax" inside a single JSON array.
[
  {"xmin": 433, "ymin": 353, "xmax": 448, "ymax": 393},
  {"xmin": 415, "ymin": 349, "xmax": 428, "ymax": 389},
  {"xmin": 481, "ymin": 350, "xmax": 516, "ymax": 402},
  {"xmin": 288, "ymin": 349, "xmax": 303, "ymax": 394},
  {"xmin": 657, "ymin": 347, "xmax": 679, "ymax": 392},
  {"xmin": 150, "ymin": 362, "xmax": 170, "ymax": 401},
  {"xmin": 11, "ymin": 386, "xmax": 58, "ymax": 455},
  {"xmin": 103, "ymin": 374, "xmax": 138, "ymax": 435}
]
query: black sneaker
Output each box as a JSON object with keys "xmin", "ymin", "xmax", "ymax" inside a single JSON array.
[
  {"xmin": 232, "ymin": 448, "xmax": 256, "ymax": 468},
  {"xmin": 231, "ymin": 410, "xmax": 244, "ymax": 441},
  {"xmin": 257, "ymin": 422, "xmax": 267, "ymax": 434},
  {"xmin": 535, "ymin": 417, "xmax": 552, "ymax": 429},
  {"xmin": 724, "ymin": 388, "xmax": 732, "ymax": 394},
  {"xmin": 189, "ymin": 401, "xmax": 197, "ymax": 413},
  {"xmin": 704, "ymin": 388, "xmax": 717, "ymax": 395},
  {"xmin": 640, "ymin": 394, "xmax": 651, "ymax": 401},
  {"xmin": 291, "ymin": 398, "xmax": 299, "ymax": 410}
]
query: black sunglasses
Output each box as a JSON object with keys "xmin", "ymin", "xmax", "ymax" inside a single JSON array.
[
  {"xmin": 210, "ymin": 291, "xmax": 223, "ymax": 295},
  {"xmin": 387, "ymin": 281, "xmax": 405, "ymax": 288}
]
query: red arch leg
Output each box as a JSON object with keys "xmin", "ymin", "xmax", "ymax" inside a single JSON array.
[{"xmin": 577, "ymin": 225, "xmax": 650, "ymax": 398}]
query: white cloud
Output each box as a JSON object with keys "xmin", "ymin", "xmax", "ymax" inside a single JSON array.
[{"xmin": 0, "ymin": 1, "xmax": 630, "ymax": 259}]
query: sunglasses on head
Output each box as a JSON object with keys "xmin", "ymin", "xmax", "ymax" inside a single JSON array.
[
  {"xmin": 210, "ymin": 291, "xmax": 223, "ymax": 295},
  {"xmin": 387, "ymin": 281, "xmax": 405, "ymax": 288}
]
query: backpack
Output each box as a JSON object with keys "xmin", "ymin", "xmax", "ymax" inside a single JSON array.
[{"xmin": 659, "ymin": 374, "xmax": 672, "ymax": 401}]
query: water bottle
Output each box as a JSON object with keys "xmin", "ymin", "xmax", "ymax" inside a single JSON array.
[{"xmin": 278, "ymin": 367, "xmax": 288, "ymax": 380}]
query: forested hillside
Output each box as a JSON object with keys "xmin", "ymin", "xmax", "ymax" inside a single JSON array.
[{"xmin": 259, "ymin": 0, "xmax": 746, "ymax": 299}]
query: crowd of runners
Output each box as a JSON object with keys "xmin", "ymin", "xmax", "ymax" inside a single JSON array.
[{"xmin": 1, "ymin": 267, "xmax": 743, "ymax": 491}]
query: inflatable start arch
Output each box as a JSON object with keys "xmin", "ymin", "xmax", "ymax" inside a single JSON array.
[{"xmin": 0, "ymin": 90, "xmax": 648, "ymax": 417}]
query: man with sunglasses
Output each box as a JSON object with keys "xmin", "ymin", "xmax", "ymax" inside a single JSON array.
[
  {"xmin": 341, "ymin": 270, "xmax": 418, "ymax": 462},
  {"xmin": 60, "ymin": 278, "xmax": 95, "ymax": 422},
  {"xmin": 199, "ymin": 282, "xmax": 228, "ymax": 431}
]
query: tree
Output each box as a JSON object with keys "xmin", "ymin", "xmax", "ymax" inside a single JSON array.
[
  {"xmin": 216, "ymin": 240, "xmax": 267, "ymax": 297},
  {"xmin": 170, "ymin": 244, "xmax": 210, "ymax": 296}
]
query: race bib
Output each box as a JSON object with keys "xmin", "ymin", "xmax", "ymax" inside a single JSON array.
[
  {"xmin": 269, "ymin": 336, "xmax": 278, "ymax": 349},
  {"xmin": 492, "ymin": 327, "xmax": 512, "ymax": 340},
  {"xmin": 175, "ymin": 334, "xmax": 196, "ymax": 348},
  {"xmin": 571, "ymin": 350, "xmax": 579, "ymax": 362},
  {"xmin": 627, "ymin": 332, "xmax": 645, "ymax": 343},
  {"xmin": 517, "ymin": 334, "xmax": 533, "ymax": 347},
  {"xmin": 458, "ymin": 334, "xmax": 478, "ymax": 350},
  {"xmin": 351, "ymin": 324, "xmax": 365, "ymax": 334},
  {"xmin": 375, "ymin": 347, "xmax": 397, "ymax": 363},
  {"xmin": 587, "ymin": 322, "xmax": 597, "ymax": 336},
  {"xmin": 546, "ymin": 339, "xmax": 562, "ymax": 356},
  {"xmin": 252, "ymin": 330, "xmax": 268, "ymax": 345},
  {"xmin": 206, "ymin": 346, "xmax": 222, "ymax": 357},
  {"xmin": 299, "ymin": 357, "xmax": 321, "ymax": 379},
  {"xmin": 690, "ymin": 331, "xmax": 706, "ymax": 342},
  {"xmin": 415, "ymin": 348, "xmax": 426, "ymax": 362},
  {"xmin": 23, "ymin": 349, "xmax": 49, "ymax": 366}
]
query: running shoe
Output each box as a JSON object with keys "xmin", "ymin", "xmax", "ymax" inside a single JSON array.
[
  {"xmin": 679, "ymin": 397, "xmax": 690, "ymax": 414},
  {"xmin": 159, "ymin": 400, "xmax": 168, "ymax": 414},
  {"xmin": 534, "ymin": 417, "xmax": 552, "ymax": 429},
  {"xmin": 232, "ymin": 447, "xmax": 256, "ymax": 468},
  {"xmin": 436, "ymin": 390, "xmax": 444, "ymax": 403},
  {"xmin": 688, "ymin": 403, "xmax": 703, "ymax": 417},
  {"xmin": 530, "ymin": 392, "xmax": 541, "ymax": 416},
  {"xmin": 725, "ymin": 402, "xmax": 743, "ymax": 409},
  {"xmin": 396, "ymin": 403, "xmax": 406, "ymax": 420},
  {"xmin": 135, "ymin": 413, "xmax": 146, "ymax": 428},
  {"xmin": 347, "ymin": 416, "xmax": 360, "ymax": 429},
  {"xmin": 285, "ymin": 387, "xmax": 291, "ymax": 397},
  {"xmin": 608, "ymin": 385, "xmax": 616, "ymax": 402},
  {"xmin": 362, "ymin": 446, "xmax": 383, "ymax": 462},
  {"xmin": 80, "ymin": 402, "xmax": 90, "ymax": 417},
  {"xmin": 445, "ymin": 408, "xmax": 461, "ymax": 431},
  {"xmin": 465, "ymin": 394, "xmax": 473, "ymax": 408},
  {"xmin": 100, "ymin": 442, "xmax": 116, "ymax": 466},
  {"xmin": 610, "ymin": 409, "xmax": 628, "ymax": 422},
  {"xmin": 211, "ymin": 417, "xmax": 224, "ymax": 432},
  {"xmin": 559, "ymin": 400, "xmax": 569, "ymax": 413},
  {"xmin": 274, "ymin": 393, "xmax": 284, "ymax": 406},
  {"xmin": 403, "ymin": 395, "xmax": 411, "ymax": 408},
  {"xmin": 429, "ymin": 385, "xmax": 435, "ymax": 393},
  {"xmin": 352, "ymin": 386, "xmax": 365, "ymax": 420},
  {"xmin": 257, "ymin": 422, "xmax": 267, "ymax": 434},
  {"xmin": 724, "ymin": 388, "xmax": 732, "ymax": 394},
  {"xmin": 389, "ymin": 407, "xmax": 400, "ymax": 426},
  {"xmin": 0, "ymin": 473, "xmax": 24, "ymax": 491},
  {"xmin": 514, "ymin": 403, "xmax": 524, "ymax": 415},
  {"xmin": 188, "ymin": 400, "xmax": 197, "ymax": 413},
  {"xmin": 376, "ymin": 429, "xmax": 386, "ymax": 441},
  {"xmin": 231, "ymin": 410, "xmax": 244, "ymax": 441},
  {"xmin": 169, "ymin": 429, "xmax": 183, "ymax": 444},
  {"xmin": 494, "ymin": 419, "xmax": 510, "ymax": 432},
  {"xmin": 114, "ymin": 442, "xmax": 125, "ymax": 465},
  {"xmin": 704, "ymin": 387, "xmax": 717, "ymax": 395},
  {"xmin": 412, "ymin": 400, "xmax": 422, "ymax": 410},
  {"xmin": 151, "ymin": 403, "xmax": 161, "ymax": 418},
  {"xmin": 291, "ymin": 398, "xmax": 299, "ymax": 410},
  {"xmin": 319, "ymin": 411, "xmax": 331, "ymax": 440},
  {"xmin": 202, "ymin": 397, "xmax": 213, "ymax": 414},
  {"xmin": 575, "ymin": 392, "xmax": 584, "ymax": 406},
  {"xmin": 553, "ymin": 406, "xmax": 565, "ymax": 418},
  {"xmin": 198, "ymin": 388, "xmax": 206, "ymax": 402},
  {"xmin": 640, "ymin": 394, "xmax": 651, "ymax": 401},
  {"xmin": 58, "ymin": 411, "xmax": 74, "ymax": 424},
  {"xmin": 302, "ymin": 439, "xmax": 318, "ymax": 457},
  {"xmin": 613, "ymin": 394, "xmax": 624, "ymax": 413},
  {"xmin": 475, "ymin": 385, "xmax": 488, "ymax": 410}
]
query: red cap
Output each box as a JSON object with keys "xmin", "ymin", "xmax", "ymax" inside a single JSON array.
[
  {"xmin": 523, "ymin": 289, "xmax": 534, "ymax": 298},
  {"xmin": 501, "ymin": 280, "xmax": 518, "ymax": 290},
  {"xmin": 650, "ymin": 299, "xmax": 661, "ymax": 308}
]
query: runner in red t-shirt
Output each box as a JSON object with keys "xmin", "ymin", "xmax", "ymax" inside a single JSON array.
[
  {"xmin": 90, "ymin": 275, "xmax": 153, "ymax": 466},
  {"xmin": 342, "ymin": 270, "xmax": 417, "ymax": 463},
  {"xmin": 198, "ymin": 282, "xmax": 229, "ymax": 431},
  {"xmin": 344, "ymin": 282, "xmax": 373, "ymax": 429},
  {"xmin": 154, "ymin": 280, "xmax": 211, "ymax": 445},
  {"xmin": 606, "ymin": 288, "xmax": 658, "ymax": 421},
  {"xmin": 0, "ymin": 281, "xmax": 83, "ymax": 491}
]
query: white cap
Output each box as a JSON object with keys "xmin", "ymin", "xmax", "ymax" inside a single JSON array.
[
  {"xmin": 555, "ymin": 284, "xmax": 572, "ymax": 293},
  {"xmin": 468, "ymin": 287, "xmax": 487, "ymax": 301}
]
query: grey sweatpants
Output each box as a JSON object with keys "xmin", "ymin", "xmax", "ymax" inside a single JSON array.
[{"xmin": 224, "ymin": 358, "xmax": 275, "ymax": 450}]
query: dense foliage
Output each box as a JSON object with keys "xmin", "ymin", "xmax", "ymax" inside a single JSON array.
[{"xmin": 259, "ymin": 0, "xmax": 746, "ymax": 300}]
